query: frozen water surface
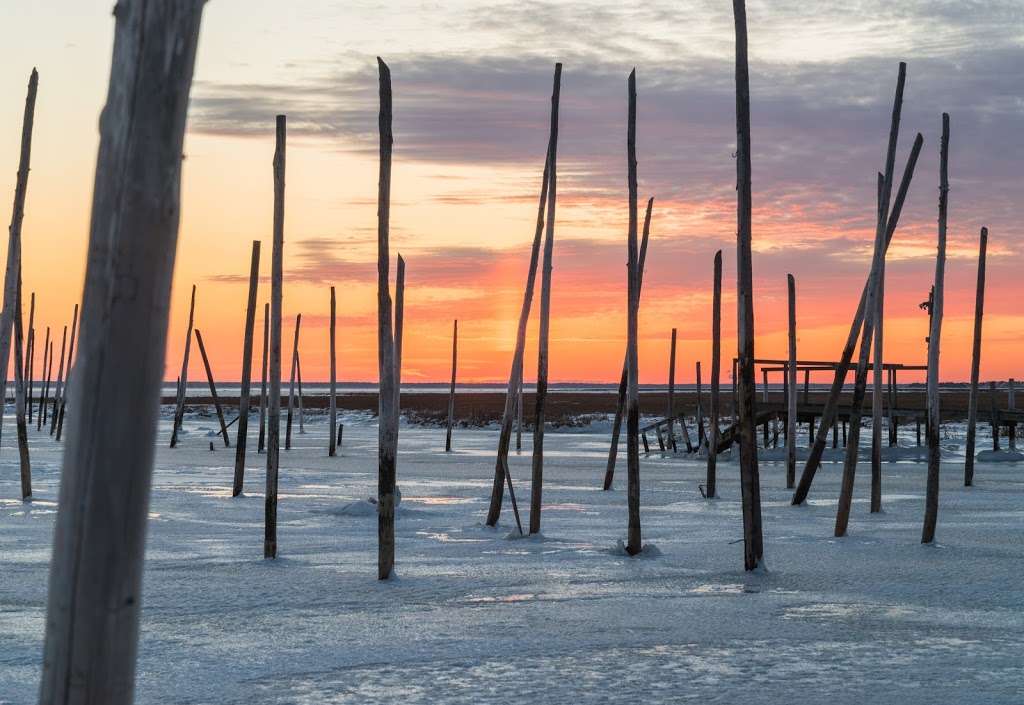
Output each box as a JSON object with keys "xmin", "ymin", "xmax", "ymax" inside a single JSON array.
[{"xmin": 1, "ymin": 412, "xmax": 1022, "ymax": 703}]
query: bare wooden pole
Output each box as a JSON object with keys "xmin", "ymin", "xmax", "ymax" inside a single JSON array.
[
  {"xmin": 54, "ymin": 302, "xmax": 78, "ymax": 439},
  {"xmin": 786, "ymin": 273, "xmax": 797, "ymax": 489},
  {"xmin": 265, "ymin": 115, "xmax": 285, "ymax": 560},
  {"xmin": 42, "ymin": 338, "xmax": 53, "ymax": 427},
  {"xmin": 697, "ymin": 362, "xmax": 706, "ymax": 448},
  {"xmin": 25, "ymin": 292, "xmax": 34, "ymax": 423},
  {"xmin": 329, "ymin": 287, "xmax": 337, "ymax": 456},
  {"xmin": 376, "ymin": 57, "xmax": 399, "ymax": 578},
  {"xmin": 169, "ymin": 284, "xmax": 196, "ymax": 447},
  {"xmin": 922, "ymin": 113, "xmax": 949, "ymax": 545},
  {"xmin": 707, "ymin": 250, "xmax": 723, "ymax": 497},
  {"xmin": 487, "ymin": 63, "xmax": 560, "ymax": 528},
  {"xmin": 45, "ymin": 326, "xmax": 65, "ymax": 428},
  {"xmin": 36, "ymin": 325, "xmax": 50, "ymax": 430},
  {"xmin": 529, "ymin": 70, "xmax": 559, "ymax": 536},
  {"xmin": 0, "ymin": 69, "xmax": 37, "ymax": 452},
  {"xmin": 445, "ymin": 318, "xmax": 457, "ymax": 452},
  {"xmin": 296, "ymin": 350, "xmax": 305, "ymax": 433},
  {"xmin": 666, "ymin": 328, "xmax": 677, "ymax": 451},
  {"xmin": 624, "ymin": 68, "xmax": 643, "ymax": 556},
  {"xmin": 733, "ymin": 0, "xmax": 763, "ymax": 570},
  {"xmin": 258, "ymin": 301, "xmax": 269, "ymax": 453},
  {"xmin": 285, "ymin": 313, "xmax": 300, "ymax": 450},
  {"xmin": 39, "ymin": 5, "xmax": 205, "ymax": 699},
  {"xmin": 869, "ymin": 170, "xmax": 886, "ymax": 513},
  {"xmin": 602, "ymin": 196, "xmax": 653, "ymax": 490},
  {"xmin": 231, "ymin": 240, "xmax": 260, "ymax": 495},
  {"xmin": 14, "ymin": 276, "xmax": 30, "ymax": 498},
  {"xmin": 515, "ymin": 368, "xmax": 523, "ymax": 452},
  {"xmin": 394, "ymin": 253, "xmax": 405, "ymax": 418},
  {"xmin": 194, "ymin": 329, "xmax": 229, "ymax": 447},
  {"xmin": 964, "ymin": 227, "xmax": 988, "ymax": 486}
]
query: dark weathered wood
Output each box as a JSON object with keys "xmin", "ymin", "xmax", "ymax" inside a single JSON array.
[
  {"xmin": 296, "ymin": 350, "xmax": 305, "ymax": 433},
  {"xmin": 258, "ymin": 301, "xmax": 269, "ymax": 453},
  {"xmin": 51, "ymin": 307, "xmax": 75, "ymax": 435},
  {"xmin": 515, "ymin": 368, "xmax": 523, "ymax": 452},
  {"xmin": 169, "ymin": 284, "xmax": 196, "ymax": 447},
  {"xmin": 707, "ymin": 250, "xmax": 723, "ymax": 497},
  {"xmin": 625, "ymin": 68, "xmax": 642, "ymax": 556},
  {"xmin": 14, "ymin": 276, "xmax": 30, "ymax": 498},
  {"xmin": 265, "ymin": 115, "xmax": 286, "ymax": 560},
  {"xmin": 529, "ymin": 71, "xmax": 559, "ymax": 536},
  {"xmin": 394, "ymin": 253, "xmax": 405, "ymax": 416},
  {"xmin": 666, "ymin": 328, "xmax": 678, "ymax": 452},
  {"xmin": 870, "ymin": 172, "xmax": 885, "ymax": 512},
  {"xmin": 54, "ymin": 302, "xmax": 79, "ymax": 441},
  {"xmin": 36, "ymin": 324, "xmax": 50, "ymax": 429},
  {"xmin": 25, "ymin": 292, "xmax": 34, "ymax": 423},
  {"xmin": 922, "ymin": 113, "xmax": 949, "ymax": 545},
  {"xmin": 990, "ymin": 381, "xmax": 999, "ymax": 451},
  {"xmin": 445, "ymin": 319, "xmax": 457, "ymax": 452},
  {"xmin": 329, "ymin": 287, "xmax": 337, "ymax": 456},
  {"xmin": 964, "ymin": 227, "xmax": 988, "ymax": 486},
  {"xmin": 786, "ymin": 273, "xmax": 797, "ymax": 489},
  {"xmin": 285, "ymin": 313, "xmax": 301, "ymax": 450},
  {"xmin": 194, "ymin": 329, "xmax": 229, "ymax": 447},
  {"xmin": 487, "ymin": 63, "xmax": 559, "ymax": 527},
  {"xmin": 0, "ymin": 69, "xmax": 37, "ymax": 452},
  {"xmin": 233, "ymin": 240, "xmax": 260, "ymax": 495},
  {"xmin": 602, "ymin": 196, "xmax": 654, "ymax": 490},
  {"xmin": 46, "ymin": 326, "xmax": 66, "ymax": 428},
  {"xmin": 376, "ymin": 58, "xmax": 399, "ymax": 579},
  {"xmin": 697, "ymin": 362, "xmax": 706, "ymax": 448},
  {"xmin": 39, "ymin": 5, "xmax": 205, "ymax": 699},
  {"xmin": 733, "ymin": 0, "xmax": 763, "ymax": 570}
]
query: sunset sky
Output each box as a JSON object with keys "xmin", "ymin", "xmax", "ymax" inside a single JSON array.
[{"xmin": 1, "ymin": 1, "xmax": 1021, "ymax": 384}]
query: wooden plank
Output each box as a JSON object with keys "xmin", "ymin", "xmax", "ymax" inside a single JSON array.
[
  {"xmin": 964, "ymin": 227, "xmax": 988, "ymax": 485},
  {"xmin": 666, "ymin": 328, "xmax": 677, "ymax": 452}
]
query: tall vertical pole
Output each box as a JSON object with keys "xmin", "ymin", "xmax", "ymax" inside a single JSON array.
[
  {"xmin": 265, "ymin": 114, "xmax": 286, "ymax": 559},
  {"xmin": 445, "ymin": 319, "xmax": 457, "ymax": 452},
  {"xmin": 54, "ymin": 302, "xmax": 79, "ymax": 440},
  {"xmin": 257, "ymin": 302, "xmax": 269, "ymax": 453},
  {"xmin": 35, "ymin": 324, "xmax": 50, "ymax": 429},
  {"xmin": 964, "ymin": 227, "xmax": 988, "ymax": 486},
  {"xmin": 169, "ymin": 285, "xmax": 195, "ymax": 447},
  {"xmin": 707, "ymin": 250, "xmax": 722, "ymax": 497},
  {"xmin": 786, "ymin": 273, "xmax": 797, "ymax": 489},
  {"xmin": 233, "ymin": 240, "xmax": 260, "ymax": 495},
  {"xmin": 624, "ymin": 68, "xmax": 642, "ymax": 556},
  {"xmin": 871, "ymin": 172, "xmax": 885, "ymax": 513},
  {"xmin": 25, "ymin": 292, "xmax": 34, "ymax": 423},
  {"xmin": 14, "ymin": 275, "xmax": 30, "ymax": 497},
  {"xmin": 666, "ymin": 328, "xmax": 677, "ymax": 451},
  {"xmin": 329, "ymin": 287, "xmax": 338, "ymax": 456},
  {"xmin": 285, "ymin": 313, "xmax": 300, "ymax": 450}
]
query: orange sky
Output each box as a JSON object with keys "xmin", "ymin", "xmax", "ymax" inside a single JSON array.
[{"xmin": 1, "ymin": 1, "xmax": 1020, "ymax": 385}]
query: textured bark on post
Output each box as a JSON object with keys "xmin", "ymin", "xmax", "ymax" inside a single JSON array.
[
  {"xmin": 39, "ymin": 4, "xmax": 205, "ymax": 700},
  {"xmin": 964, "ymin": 227, "xmax": 987, "ymax": 486},
  {"xmin": 922, "ymin": 114, "xmax": 949, "ymax": 544},
  {"xmin": 707, "ymin": 250, "xmax": 723, "ymax": 497},
  {"xmin": 233, "ymin": 240, "xmax": 260, "ymax": 495},
  {"xmin": 265, "ymin": 115, "xmax": 286, "ymax": 560},
  {"xmin": 329, "ymin": 287, "xmax": 337, "ymax": 457},
  {"xmin": 445, "ymin": 319, "xmax": 457, "ymax": 452},
  {"xmin": 786, "ymin": 273, "xmax": 797, "ymax": 489},
  {"xmin": 733, "ymin": 0, "xmax": 763, "ymax": 570}
]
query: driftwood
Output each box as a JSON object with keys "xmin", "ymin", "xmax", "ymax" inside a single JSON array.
[
  {"xmin": 285, "ymin": 313, "xmax": 301, "ymax": 450},
  {"xmin": 258, "ymin": 301, "xmax": 269, "ymax": 453},
  {"xmin": 194, "ymin": 329, "xmax": 229, "ymax": 447},
  {"xmin": 624, "ymin": 68, "xmax": 643, "ymax": 556},
  {"xmin": 733, "ymin": 0, "xmax": 764, "ymax": 570},
  {"xmin": 39, "ymin": 4, "xmax": 205, "ymax": 700},
  {"xmin": 922, "ymin": 114, "xmax": 949, "ymax": 544},
  {"xmin": 707, "ymin": 250, "xmax": 723, "ymax": 497},
  {"xmin": 786, "ymin": 273, "xmax": 797, "ymax": 489},
  {"xmin": 445, "ymin": 319, "xmax": 457, "ymax": 452},
  {"xmin": 964, "ymin": 228, "xmax": 987, "ymax": 486},
  {"xmin": 233, "ymin": 240, "xmax": 261, "ymax": 495},
  {"xmin": 169, "ymin": 284, "xmax": 196, "ymax": 447},
  {"xmin": 265, "ymin": 115, "xmax": 286, "ymax": 559},
  {"xmin": 0, "ymin": 69, "xmax": 37, "ymax": 452},
  {"xmin": 329, "ymin": 287, "xmax": 337, "ymax": 456}
]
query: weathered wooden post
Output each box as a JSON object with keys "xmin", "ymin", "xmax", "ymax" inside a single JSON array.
[
  {"xmin": 0, "ymin": 69, "xmax": 37, "ymax": 452},
  {"xmin": 486, "ymin": 63, "xmax": 559, "ymax": 527},
  {"xmin": 733, "ymin": 0, "xmax": 764, "ymax": 570},
  {"xmin": 696, "ymin": 361, "xmax": 705, "ymax": 448},
  {"xmin": 922, "ymin": 113, "xmax": 949, "ymax": 545},
  {"xmin": 39, "ymin": 5, "xmax": 205, "ymax": 700},
  {"xmin": 376, "ymin": 57, "xmax": 400, "ymax": 578},
  {"xmin": 25, "ymin": 292, "xmax": 34, "ymax": 423},
  {"xmin": 871, "ymin": 172, "xmax": 886, "ymax": 513},
  {"xmin": 232, "ymin": 240, "xmax": 260, "ymax": 495},
  {"xmin": 296, "ymin": 351, "xmax": 305, "ymax": 434},
  {"xmin": 964, "ymin": 227, "xmax": 988, "ymax": 486},
  {"xmin": 258, "ymin": 302, "xmax": 269, "ymax": 453},
  {"xmin": 990, "ymin": 381, "xmax": 999, "ymax": 451},
  {"xmin": 54, "ymin": 302, "xmax": 79, "ymax": 439},
  {"xmin": 529, "ymin": 62, "xmax": 559, "ymax": 536},
  {"xmin": 445, "ymin": 318, "xmax": 457, "ymax": 452},
  {"xmin": 36, "ymin": 324, "xmax": 50, "ymax": 429},
  {"xmin": 169, "ymin": 284, "xmax": 196, "ymax": 447},
  {"xmin": 1008, "ymin": 378, "xmax": 1016, "ymax": 450},
  {"xmin": 285, "ymin": 313, "xmax": 300, "ymax": 450},
  {"xmin": 624, "ymin": 68, "xmax": 643, "ymax": 556},
  {"xmin": 707, "ymin": 250, "xmax": 722, "ymax": 497},
  {"xmin": 49, "ymin": 325, "xmax": 68, "ymax": 433},
  {"xmin": 666, "ymin": 328, "xmax": 677, "ymax": 451},
  {"xmin": 786, "ymin": 273, "xmax": 797, "ymax": 489},
  {"xmin": 265, "ymin": 114, "xmax": 286, "ymax": 560},
  {"xmin": 394, "ymin": 254, "xmax": 405, "ymax": 418},
  {"xmin": 14, "ymin": 278, "xmax": 31, "ymax": 497},
  {"xmin": 194, "ymin": 329, "xmax": 229, "ymax": 447},
  {"xmin": 329, "ymin": 287, "xmax": 338, "ymax": 457},
  {"xmin": 515, "ymin": 369, "xmax": 523, "ymax": 452}
]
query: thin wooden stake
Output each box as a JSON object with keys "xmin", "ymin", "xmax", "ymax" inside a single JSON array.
[
  {"xmin": 265, "ymin": 115, "xmax": 285, "ymax": 560},
  {"xmin": 394, "ymin": 254, "xmax": 405, "ymax": 417},
  {"xmin": 170, "ymin": 284, "xmax": 196, "ymax": 447},
  {"xmin": 39, "ymin": 6, "xmax": 205, "ymax": 698},
  {"xmin": 258, "ymin": 302, "xmax": 269, "ymax": 454},
  {"xmin": 445, "ymin": 318, "xmax": 457, "ymax": 452},
  {"xmin": 666, "ymin": 328, "xmax": 677, "ymax": 451},
  {"xmin": 14, "ymin": 276, "xmax": 30, "ymax": 498},
  {"xmin": 231, "ymin": 240, "xmax": 261, "ymax": 494},
  {"xmin": 285, "ymin": 313, "xmax": 301, "ymax": 450},
  {"xmin": 964, "ymin": 227, "xmax": 988, "ymax": 486},
  {"xmin": 194, "ymin": 329, "xmax": 229, "ymax": 447},
  {"xmin": 329, "ymin": 287, "xmax": 337, "ymax": 456},
  {"xmin": 707, "ymin": 250, "xmax": 723, "ymax": 497},
  {"xmin": 25, "ymin": 292, "xmax": 34, "ymax": 423},
  {"xmin": 786, "ymin": 273, "xmax": 797, "ymax": 489},
  {"xmin": 54, "ymin": 302, "xmax": 78, "ymax": 439},
  {"xmin": 49, "ymin": 325, "xmax": 68, "ymax": 435},
  {"xmin": 296, "ymin": 350, "xmax": 305, "ymax": 433},
  {"xmin": 36, "ymin": 325, "xmax": 50, "ymax": 430}
]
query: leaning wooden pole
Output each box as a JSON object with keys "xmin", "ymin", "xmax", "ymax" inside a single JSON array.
[
  {"xmin": 14, "ymin": 276, "xmax": 31, "ymax": 498},
  {"xmin": 264, "ymin": 115, "xmax": 286, "ymax": 560},
  {"xmin": 602, "ymin": 196, "xmax": 653, "ymax": 490},
  {"xmin": 36, "ymin": 324, "xmax": 50, "ymax": 429},
  {"xmin": 624, "ymin": 68, "xmax": 643, "ymax": 556},
  {"xmin": 0, "ymin": 69, "xmax": 37, "ymax": 452},
  {"xmin": 529, "ymin": 68, "xmax": 559, "ymax": 536},
  {"xmin": 733, "ymin": 0, "xmax": 763, "ymax": 570},
  {"xmin": 51, "ymin": 308, "xmax": 73, "ymax": 435},
  {"xmin": 194, "ymin": 329, "xmax": 229, "ymax": 448},
  {"xmin": 25, "ymin": 292, "xmax": 35, "ymax": 423},
  {"xmin": 232, "ymin": 240, "xmax": 260, "ymax": 495},
  {"xmin": 169, "ymin": 284, "xmax": 196, "ymax": 447},
  {"xmin": 258, "ymin": 302, "xmax": 269, "ymax": 453},
  {"xmin": 376, "ymin": 57, "xmax": 399, "ymax": 579},
  {"xmin": 922, "ymin": 113, "xmax": 949, "ymax": 545},
  {"xmin": 964, "ymin": 227, "xmax": 988, "ymax": 486},
  {"xmin": 445, "ymin": 319, "xmax": 457, "ymax": 452},
  {"xmin": 707, "ymin": 250, "xmax": 723, "ymax": 497},
  {"xmin": 285, "ymin": 313, "xmax": 301, "ymax": 450},
  {"xmin": 328, "ymin": 287, "xmax": 338, "ymax": 457},
  {"xmin": 486, "ymin": 63, "xmax": 560, "ymax": 528},
  {"xmin": 786, "ymin": 273, "xmax": 797, "ymax": 489},
  {"xmin": 39, "ymin": 4, "xmax": 205, "ymax": 700}
]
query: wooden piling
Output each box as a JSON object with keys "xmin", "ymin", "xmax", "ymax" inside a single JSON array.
[
  {"xmin": 666, "ymin": 328, "xmax": 677, "ymax": 452},
  {"xmin": 707, "ymin": 250, "xmax": 723, "ymax": 497},
  {"xmin": 49, "ymin": 325, "xmax": 68, "ymax": 434},
  {"xmin": 786, "ymin": 273, "xmax": 797, "ymax": 489},
  {"xmin": 265, "ymin": 114, "xmax": 285, "ymax": 560},
  {"xmin": 624, "ymin": 68, "xmax": 642, "ymax": 556},
  {"xmin": 25, "ymin": 292, "xmax": 34, "ymax": 423},
  {"xmin": 964, "ymin": 227, "xmax": 988, "ymax": 486},
  {"xmin": 54, "ymin": 302, "xmax": 78, "ymax": 440},
  {"xmin": 36, "ymin": 325, "xmax": 49, "ymax": 430},
  {"xmin": 394, "ymin": 254, "xmax": 405, "ymax": 420},
  {"xmin": 696, "ymin": 361, "xmax": 705, "ymax": 449},
  {"xmin": 990, "ymin": 381, "xmax": 999, "ymax": 451},
  {"xmin": 232, "ymin": 240, "xmax": 260, "ymax": 495},
  {"xmin": 922, "ymin": 113, "xmax": 949, "ymax": 545},
  {"xmin": 329, "ymin": 287, "xmax": 338, "ymax": 457},
  {"xmin": 285, "ymin": 313, "xmax": 301, "ymax": 450},
  {"xmin": 170, "ymin": 284, "xmax": 196, "ymax": 447},
  {"xmin": 296, "ymin": 350, "xmax": 305, "ymax": 434},
  {"xmin": 445, "ymin": 319, "xmax": 457, "ymax": 452},
  {"xmin": 14, "ymin": 277, "xmax": 30, "ymax": 498},
  {"xmin": 870, "ymin": 172, "xmax": 886, "ymax": 513},
  {"xmin": 39, "ymin": 6, "xmax": 205, "ymax": 698},
  {"xmin": 194, "ymin": 329, "xmax": 229, "ymax": 447},
  {"xmin": 258, "ymin": 302, "xmax": 269, "ymax": 453}
]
